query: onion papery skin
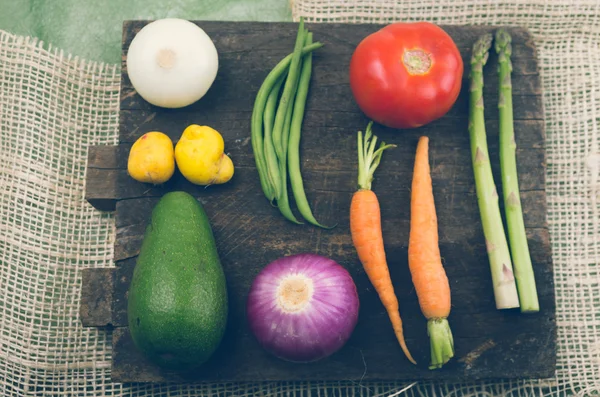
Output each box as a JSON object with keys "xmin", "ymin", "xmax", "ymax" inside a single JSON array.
[{"xmin": 246, "ymin": 253, "xmax": 360, "ymax": 363}]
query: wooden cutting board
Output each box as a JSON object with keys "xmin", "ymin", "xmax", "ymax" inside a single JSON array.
[{"xmin": 80, "ymin": 21, "xmax": 556, "ymax": 383}]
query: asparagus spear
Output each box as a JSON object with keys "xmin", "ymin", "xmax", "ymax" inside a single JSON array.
[
  {"xmin": 495, "ymin": 29, "xmax": 540, "ymax": 313},
  {"xmin": 469, "ymin": 33, "xmax": 520, "ymax": 310}
]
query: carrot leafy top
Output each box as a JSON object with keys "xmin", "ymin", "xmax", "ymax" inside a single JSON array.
[{"xmin": 357, "ymin": 121, "xmax": 396, "ymax": 191}]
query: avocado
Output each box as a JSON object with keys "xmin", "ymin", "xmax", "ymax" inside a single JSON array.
[{"xmin": 127, "ymin": 191, "xmax": 228, "ymax": 370}]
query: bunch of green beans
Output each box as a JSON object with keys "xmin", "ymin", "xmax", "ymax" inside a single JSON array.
[{"xmin": 250, "ymin": 18, "xmax": 332, "ymax": 229}]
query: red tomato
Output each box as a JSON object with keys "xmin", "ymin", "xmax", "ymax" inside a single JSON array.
[{"xmin": 349, "ymin": 22, "xmax": 464, "ymax": 129}]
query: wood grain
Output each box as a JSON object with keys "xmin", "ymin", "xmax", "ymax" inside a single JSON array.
[
  {"xmin": 80, "ymin": 21, "xmax": 556, "ymax": 383},
  {"xmin": 80, "ymin": 268, "xmax": 114, "ymax": 327}
]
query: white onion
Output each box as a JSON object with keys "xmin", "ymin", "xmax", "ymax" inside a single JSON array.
[
  {"xmin": 246, "ymin": 253, "xmax": 360, "ymax": 363},
  {"xmin": 126, "ymin": 18, "xmax": 219, "ymax": 108}
]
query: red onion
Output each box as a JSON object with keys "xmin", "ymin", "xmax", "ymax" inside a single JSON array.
[{"xmin": 246, "ymin": 253, "xmax": 360, "ymax": 363}]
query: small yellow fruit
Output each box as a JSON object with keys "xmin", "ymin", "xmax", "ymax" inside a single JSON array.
[
  {"xmin": 127, "ymin": 132, "xmax": 175, "ymax": 184},
  {"xmin": 175, "ymin": 125, "xmax": 234, "ymax": 185}
]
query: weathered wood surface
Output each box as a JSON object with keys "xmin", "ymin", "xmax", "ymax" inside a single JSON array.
[
  {"xmin": 81, "ymin": 21, "xmax": 556, "ymax": 383},
  {"xmin": 80, "ymin": 268, "xmax": 114, "ymax": 327}
]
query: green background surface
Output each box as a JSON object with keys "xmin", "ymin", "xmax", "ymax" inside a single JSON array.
[{"xmin": 0, "ymin": 0, "xmax": 292, "ymax": 64}]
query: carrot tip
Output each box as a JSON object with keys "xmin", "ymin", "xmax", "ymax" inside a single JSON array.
[
  {"xmin": 388, "ymin": 310, "xmax": 418, "ymax": 365},
  {"xmin": 405, "ymin": 349, "xmax": 417, "ymax": 365},
  {"xmin": 397, "ymin": 335, "xmax": 417, "ymax": 365}
]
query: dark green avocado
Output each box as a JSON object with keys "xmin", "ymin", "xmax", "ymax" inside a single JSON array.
[{"xmin": 127, "ymin": 191, "xmax": 228, "ymax": 370}]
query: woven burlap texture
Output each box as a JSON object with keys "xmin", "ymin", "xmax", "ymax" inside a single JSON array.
[{"xmin": 0, "ymin": 0, "xmax": 598, "ymax": 395}]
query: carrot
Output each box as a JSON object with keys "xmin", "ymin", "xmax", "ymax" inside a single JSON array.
[
  {"xmin": 408, "ymin": 136, "xmax": 454, "ymax": 369},
  {"xmin": 350, "ymin": 122, "xmax": 417, "ymax": 365}
]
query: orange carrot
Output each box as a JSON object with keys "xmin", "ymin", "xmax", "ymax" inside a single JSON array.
[
  {"xmin": 350, "ymin": 122, "xmax": 416, "ymax": 365},
  {"xmin": 408, "ymin": 136, "xmax": 454, "ymax": 369}
]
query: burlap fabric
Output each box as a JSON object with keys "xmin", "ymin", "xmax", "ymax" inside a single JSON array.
[{"xmin": 0, "ymin": 0, "xmax": 598, "ymax": 395}]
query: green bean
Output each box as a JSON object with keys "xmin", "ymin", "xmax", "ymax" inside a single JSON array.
[
  {"xmin": 272, "ymin": 19, "xmax": 306, "ymax": 162},
  {"xmin": 263, "ymin": 77, "xmax": 285, "ymax": 203},
  {"xmin": 287, "ymin": 33, "xmax": 334, "ymax": 229},
  {"xmin": 262, "ymin": 73, "xmax": 285, "ymax": 205},
  {"xmin": 264, "ymin": 74, "xmax": 285, "ymax": 141},
  {"xmin": 271, "ymin": 26, "xmax": 309, "ymax": 224},
  {"xmin": 250, "ymin": 41, "xmax": 324, "ymax": 202},
  {"xmin": 275, "ymin": 83, "xmax": 302, "ymax": 225},
  {"xmin": 250, "ymin": 108, "xmax": 275, "ymax": 201}
]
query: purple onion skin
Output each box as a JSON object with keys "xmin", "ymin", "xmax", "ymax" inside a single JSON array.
[{"xmin": 246, "ymin": 253, "xmax": 360, "ymax": 363}]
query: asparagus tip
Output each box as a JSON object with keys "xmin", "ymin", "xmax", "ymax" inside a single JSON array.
[
  {"xmin": 494, "ymin": 29, "xmax": 512, "ymax": 55},
  {"xmin": 471, "ymin": 33, "xmax": 493, "ymax": 66}
]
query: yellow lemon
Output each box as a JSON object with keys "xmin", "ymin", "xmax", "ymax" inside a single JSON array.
[
  {"xmin": 175, "ymin": 125, "xmax": 234, "ymax": 185},
  {"xmin": 127, "ymin": 131, "xmax": 175, "ymax": 184}
]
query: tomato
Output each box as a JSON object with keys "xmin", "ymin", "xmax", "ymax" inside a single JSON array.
[{"xmin": 349, "ymin": 22, "xmax": 464, "ymax": 129}]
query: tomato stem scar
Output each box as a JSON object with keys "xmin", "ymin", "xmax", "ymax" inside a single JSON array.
[{"xmin": 403, "ymin": 49, "xmax": 432, "ymax": 75}]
